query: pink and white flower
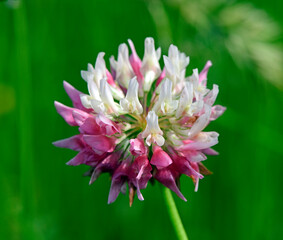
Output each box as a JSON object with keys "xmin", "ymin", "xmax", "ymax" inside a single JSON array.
[{"xmin": 54, "ymin": 37, "xmax": 225, "ymax": 204}]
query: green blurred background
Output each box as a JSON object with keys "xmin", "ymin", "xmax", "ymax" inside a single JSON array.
[{"xmin": 1, "ymin": 0, "xmax": 282, "ymax": 239}]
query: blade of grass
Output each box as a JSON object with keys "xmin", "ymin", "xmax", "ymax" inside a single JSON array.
[{"xmin": 13, "ymin": 1, "xmax": 36, "ymax": 238}]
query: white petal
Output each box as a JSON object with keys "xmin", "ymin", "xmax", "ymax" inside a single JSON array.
[
  {"xmin": 145, "ymin": 134, "xmax": 152, "ymax": 146},
  {"xmin": 80, "ymin": 94, "xmax": 92, "ymax": 109},
  {"xmin": 87, "ymin": 80, "xmax": 100, "ymax": 100},
  {"xmin": 188, "ymin": 105, "xmax": 211, "ymax": 138},
  {"xmin": 81, "ymin": 70, "xmax": 93, "ymax": 82},
  {"xmin": 141, "ymin": 37, "xmax": 161, "ymax": 87},
  {"xmin": 155, "ymin": 134, "xmax": 165, "ymax": 146},
  {"xmin": 156, "ymin": 47, "xmax": 161, "ymax": 60},
  {"xmin": 164, "ymin": 55, "xmax": 175, "ymax": 75},
  {"xmin": 87, "ymin": 63, "xmax": 95, "ymax": 72},
  {"xmin": 204, "ymin": 84, "xmax": 219, "ymax": 106},
  {"xmin": 110, "ymin": 56, "xmax": 117, "ymax": 70},
  {"xmin": 110, "ymin": 85, "xmax": 124, "ymax": 100},
  {"xmin": 90, "ymin": 99, "xmax": 105, "ymax": 113},
  {"xmin": 142, "ymin": 111, "xmax": 163, "ymax": 145},
  {"xmin": 115, "ymin": 43, "xmax": 134, "ymax": 88}
]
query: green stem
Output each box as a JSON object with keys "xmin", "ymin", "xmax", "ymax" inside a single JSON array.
[{"xmin": 164, "ymin": 188, "xmax": 189, "ymax": 240}]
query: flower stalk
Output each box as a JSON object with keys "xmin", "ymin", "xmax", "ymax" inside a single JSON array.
[{"xmin": 164, "ymin": 187, "xmax": 189, "ymax": 240}]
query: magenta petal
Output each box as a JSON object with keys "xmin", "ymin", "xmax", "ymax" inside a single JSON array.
[
  {"xmin": 72, "ymin": 109, "xmax": 90, "ymax": 126},
  {"xmin": 154, "ymin": 169, "xmax": 187, "ymax": 201},
  {"xmin": 63, "ymin": 81, "xmax": 91, "ymax": 112},
  {"xmin": 89, "ymin": 152, "xmax": 120, "ymax": 184},
  {"xmin": 173, "ymin": 155, "xmax": 203, "ymax": 180},
  {"xmin": 128, "ymin": 39, "xmax": 144, "ymax": 84},
  {"xmin": 84, "ymin": 152, "xmax": 108, "ymax": 167},
  {"xmin": 199, "ymin": 60, "xmax": 212, "ymax": 84},
  {"xmin": 66, "ymin": 151, "xmax": 85, "ymax": 166},
  {"xmin": 54, "ymin": 101, "xmax": 77, "ymax": 126},
  {"xmin": 108, "ymin": 159, "xmax": 130, "ymax": 204},
  {"xmin": 129, "ymin": 155, "xmax": 152, "ymax": 201},
  {"xmin": 129, "ymin": 138, "xmax": 146, "ymax": 156},
  {"xmin": 156, "ymin": 68, "xmax": 166, "ymax": 87},
  {"xmin": 108, "ymin": 178, "xmax": 125, "ymax": 204},
  {"xmin": 83, "ymin": 135, "xmax": 115, "ymax": 153},
  {"xmin": 202, "ymin": 148, "xmax": 219, "ymax": 155},
  {"xmin": 79, "ymin": 117, "xmax": 101, "ymax": 135},
  {"xmin": 106, "ymin": 70, "xmax": 116, "ymax": 87},
  {"xmin": 53, "ymin": 134, "xmax": 84, "ymax": 151},
  {"xmin": 96, "ymin": 114, "xmax": 121, "ymax": 135},
  {"xmin": 151, "ymin": 146, "xmax": 173, "ymax": 169}
]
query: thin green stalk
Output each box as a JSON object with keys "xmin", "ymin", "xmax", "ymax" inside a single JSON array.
[{"xmin": 164, "ymin": 188, "xmax": 189, "ymax": 240}]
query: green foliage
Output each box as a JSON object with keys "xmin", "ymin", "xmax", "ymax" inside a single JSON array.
[{"xmin": 0, "ymin": 0, "xmax": 282, "ymax": 239}]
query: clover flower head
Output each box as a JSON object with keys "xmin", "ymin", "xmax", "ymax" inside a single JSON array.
[{"xmin": 54, "ymin": 37, "xmax": 226, "ymax": 204}]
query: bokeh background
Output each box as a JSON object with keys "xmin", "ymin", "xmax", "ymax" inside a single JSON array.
[{"xmin": 1, "ymin": 0, "xmax": 283, "ymax": 239}]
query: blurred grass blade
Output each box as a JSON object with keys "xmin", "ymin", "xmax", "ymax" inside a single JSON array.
[{"xmin": 13, "ymin": 0, "xmax": 36, "ymax": 238}]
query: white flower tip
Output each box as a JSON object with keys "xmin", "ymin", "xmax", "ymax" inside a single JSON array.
[
  {"xmin": 95, "ymin": 52, "xmax": 106, "ymax": 69},
  {"xmin": 81, "ymin": 70, "xmax": 87, "ymax": 81},
  {"xmin": 87, "ymin": 63, "xmax": 94, "ymax": 72},
  {"xmin": 156, "ymin": 47, "xmax": 161, "ymax": 60},
  {"xmin": 163, "ymin": 55, "xmax": 174, "ymax": 74},
  {"xmin": 118, "ymin": 43, "xmax": 129, "ymax": 58},
  {"xmin": 109, "ymin": 56, "xmax": 117, "ymax": 68},
  {"xmin": 120, "ymin": 76, "xmax": 143, "ymax": 114},
  {"xmin": 168, "ymin": 44, "xmax": 178, "ymax": 57},
  {"xmin": 193, "ymin": 68, "xmax": 199, "ymax": 75},
  {"xmin": 97, "ymin": 52, "xmax": 105, "ymax": 59},
  {"xmin": 144, "ymin": 37, "xmax": 155, "ymax": 54}
]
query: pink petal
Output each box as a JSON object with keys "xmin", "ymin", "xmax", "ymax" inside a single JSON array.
[
  {"xmin": 171, "ymin": 154, "xmax": 203, "ymax": 180},
  {"xmin": 53, "ymin": 134, "xmax": 84, "ymax": 151},
  {"xmin": 151, "ymin": 146, "xmax": 173, "ymax": 170},
  {"xmin": 199, "ymin": 60, "xmax": 212, "ymax": 85},
  {"xmin": 128, "ymin": 39, "xmax": 144, "ymax": 84},
  {"xmin": 79, "ymin": 117, "xmax": 101, "ymax": 135},
  {"xmin": 108, "ymin": 178, "xmax": 125, "ymax": 204},
  {"xmin": 210, "ymin": 105, "xmax": 226, "ymax": 121},
  {"xmin": 202, "ymin": 148, "xmax": 219, "ymax": 155},
  {"xmin": 89, "ymin": 152, "xmax": 120, "ymax": 184},
  {"xmin": 72, "ymin": 109, "xmax": 90, "ymax": 126},
  {"xmin": 83, "ymin": 135, "xmax": 115, "ymax": 153},
  {"xmin": 106, "ymin": 70, "xmax": 116, "ymax": 87},
  {"xmin": 156, "ymin": 68, "xmax": 166, "ymax": 87},
  {"xmin": 63, "ymin": 81, "xmax": 92, "ymax": 112},
  {"xmin": 181, "ymin": 132, "xmax": 219, "ymax": 151},
  {"xmin": 66, "ymin": 151, "xmax": 85, "ymax": 166},
  {"xmin": 154, "ymin": 169, "xmax": 187, "ymax": 201},
  {"xmin": 108, "ymin": 159, "xmax": 130, "ymax": 204},
  {"xmin": 183, "ymin": 150, "xmax": 207, "ymax": 162},
  {"xmin": 129, "ymin": 155, "xmax": 152, "ymax": 201},
  {"xmin": 129, "ymin": 138, "xmax": 146, "ymax": 156},
  {"xmin": 96, "ymin": 114, "xmax": 121, "ymax": 135},
  {"xmin": 54, "ymin": 101, "xmax": 77, "ymax": 126}
]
